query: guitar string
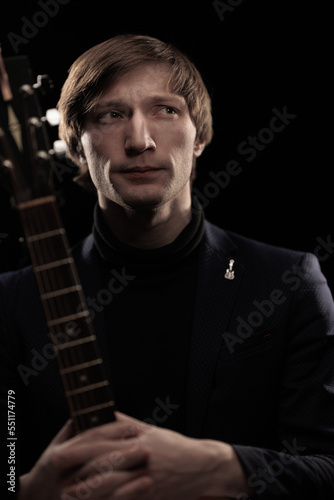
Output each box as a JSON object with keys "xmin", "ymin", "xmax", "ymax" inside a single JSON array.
[
  {"xmin": 24, "ymin": 200, "xmax": 112, "ymax": 430},
  {"xmin": 41, "ymin": 202, "xmax": 90, "ymax": 429},
  {"xmin": 27, "ymin": 201, "xmax": 88, "ymax": 429},
  {"xmin": 45, "ymin": 202, "xmax": 92, "ymax": 430}
]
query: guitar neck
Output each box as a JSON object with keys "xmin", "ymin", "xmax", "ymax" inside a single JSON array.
[{"xmin": 18, "ymin": 195, "xmax": 116, "ymax": 433}]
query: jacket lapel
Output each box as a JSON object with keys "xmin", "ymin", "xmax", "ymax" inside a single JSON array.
[{"xmin": 185, "ymin": 222, "xmax": 244, "ymax": 437}]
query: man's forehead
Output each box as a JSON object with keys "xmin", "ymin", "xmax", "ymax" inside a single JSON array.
[{"xmin": 96, "ymin": 63, "xmax": 185, "ymax": 107}]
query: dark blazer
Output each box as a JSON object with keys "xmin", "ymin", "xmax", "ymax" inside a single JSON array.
[{"xmin": 0, "ymin": 221, "xmax": 334, "ymax": 499}]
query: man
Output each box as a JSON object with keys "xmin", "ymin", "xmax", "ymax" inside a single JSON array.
[{"xmin": 0, "ymin": 34, "xmax": 333, "ymax": 499}]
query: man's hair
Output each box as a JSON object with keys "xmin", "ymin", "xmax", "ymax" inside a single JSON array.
[{"xmin": 57, "ymin": 34, "xmax": 213, "ymax": 189}]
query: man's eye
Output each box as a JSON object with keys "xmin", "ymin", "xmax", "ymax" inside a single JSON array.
[
  {"xmin": 157, "ymin": 106, "xmax": 178, "ymax": 116},
  {"xmin": 99, "ymin": 111, "xmax": 122, "ymax": 121},
  {"xmin": 107, "ymin": 111, "xmax": 122, "ymax": 119},
  {"xmin": 165, "ymin": 107, "xmax": 176, "ymax": 114}
]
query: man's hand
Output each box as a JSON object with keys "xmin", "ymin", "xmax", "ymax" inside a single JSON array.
[
  {"xmin": 19, "ymin": 412, "xmax": 253, "ymax": 500},
  {"xmin": 18, "ymin": 417, "xmax": 152, "ymax": 500},
  {"xmin": 109, "ymin": 412, "xmax": 253, "ymax": 500}
]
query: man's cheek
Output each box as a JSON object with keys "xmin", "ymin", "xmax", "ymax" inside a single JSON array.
[{"xmin": 82, "ymin": 124, "xmax": 113, "ymax": 151}]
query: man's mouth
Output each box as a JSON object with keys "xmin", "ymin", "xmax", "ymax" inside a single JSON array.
[
  {"xmin": 125, "ymin": 166, "xmax": 159, "ymax": 173},
  {"xmin": 121, "ymin": 166, "xmax": 163, "ymax": 178}
]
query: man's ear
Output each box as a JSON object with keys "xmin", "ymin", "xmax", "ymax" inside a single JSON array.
[
  {"xmin": 75, "ymin": 140, "xmax": 88, "ymax": 165},
  {"xmin": 77, "ymin": 150, "xmax": 88, "ymax": 165},
  {"xmin": 193, "ymin": 139, "xmax": 206, "ymax": 158}
]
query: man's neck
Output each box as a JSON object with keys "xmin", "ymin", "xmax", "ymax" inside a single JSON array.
[{"xmin": 97, "ymin": 194, "xmax": 192, "ymax": 249}]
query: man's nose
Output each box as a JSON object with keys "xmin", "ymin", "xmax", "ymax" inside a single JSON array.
[{"xmin": 124, "ymin": 113, "xmax": 156, "ymax": 154}]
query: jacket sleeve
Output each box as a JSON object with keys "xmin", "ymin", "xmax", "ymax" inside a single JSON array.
[
  {"xmin": 0, "ymin": 270, "xmax": 23, "ymax": 498},
  {"xmin": 233, "ymin": 253, "xmax": 334, "ymax": 499}
]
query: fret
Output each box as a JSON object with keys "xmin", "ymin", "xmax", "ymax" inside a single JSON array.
[
  {"xmin": 56, "ymin": 335, "xmax": 97, "ymax": 350},
  {"xmin": 48, "ymin": 317, "xmax": 93, "ymax": 347},
  {"xmin": 42, "ymin": 293, "xmax": 85, "ymax": 321},
  {"xmin": 49, "ymin": 322, "xmax": 95, "ymax": 348},
  {"xmin": 60, "ymin": 358, "xmax": 103, "ymax": 375},
  {"xmin": 28, "ymin": 238, "xmax": 69, "ymax": 266},
  {"xmin": 61, "ymin": 360, "xmax": 110, "ymax": 393},
  {"xmin": 65, "ymin": 365, "xmax": 102, "ymax": 388},
  {"xmin": 69, "ymin": 385, "xmax": 115, "ymax": 420},
  {"xmin": 47, "ymin": 310, "xmax": 90, "ymax": 327},
  {"xmin": 72, "ymin": 400, "xmax": 116, "ymax": 418},
  {"xmin": 40, "ymin": 285, "xmax": 82, "ymax": 300},
  {"xmin": 75, "ymin": 404, "xmax": 116, "ymax": 429},
  {"xmin": 34, "ymin": 257, "xmax": 74, "ymax": 272},
  {"xmin": 26, "ymin": 228, "xmax": 65, "ymax": 242},
  {"xmin": 35, "ymin": 261, "xmax": 79, "ymax": 293},
  {"xmin": 17, "ymin": 196, "xmax": 56, "ymax": 210},
  {"xmin": 66, "ymin": 380, "xmax": 110, "ymax": 397}
]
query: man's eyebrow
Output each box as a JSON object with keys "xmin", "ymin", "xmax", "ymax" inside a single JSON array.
[
  {"xmin": 94, "ymin": 99, "xmax": 126, "ymax": 110},
  {"xmin": 149, "ymin": 93, "xmax": 186, "ymax": 105}
]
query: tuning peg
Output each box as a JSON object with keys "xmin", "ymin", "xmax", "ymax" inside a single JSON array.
[
  {"xmin": 0, "ymin": 154, "xmax": 15, "ymax": 196},
  {"xmin": 33, "ymin": 74, "xmax": 54, "ymax": 96},
  {"xmin": 44, "ymin": 108, "xmax": 60, "ymax": 127},
  {"xmin": 50, "ymin": 139, "xmax": 67, "ymax": 160}
]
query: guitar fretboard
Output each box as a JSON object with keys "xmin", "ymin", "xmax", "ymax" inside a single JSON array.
[{"xmin": 18, "ymin": 195, "xmax": 116, "ymax": 432}]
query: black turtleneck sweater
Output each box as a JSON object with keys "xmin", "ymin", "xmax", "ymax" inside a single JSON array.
[{"xmin": 92, "ymin": 199, "xmax": 205, "ymax": 433}]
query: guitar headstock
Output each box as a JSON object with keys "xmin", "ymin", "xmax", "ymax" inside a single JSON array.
[{"xmin": 0, "ymin": 50, "xmax": 63, "ymax": 205}]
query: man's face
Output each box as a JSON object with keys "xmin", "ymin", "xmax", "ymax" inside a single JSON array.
[{"xmin": 80, "ymin": 63, "xmax": 205, "ymax": 210}]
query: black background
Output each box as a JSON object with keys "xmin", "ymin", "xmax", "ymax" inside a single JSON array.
[{"xmin": 0, "ymin": 0, "xmax": 332, "ymax": 291}]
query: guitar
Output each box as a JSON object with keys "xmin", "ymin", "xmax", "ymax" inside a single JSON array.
[{"xmin": 0, "ymin": 52, "xmax": 116, "ymax": 434}]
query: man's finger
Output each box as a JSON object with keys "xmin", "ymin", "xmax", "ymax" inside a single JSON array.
[
  {"xmin": 62, "ymin": 469, "xmax": 150, "ymax": 499},
  {"xmin": 75, "ymin": 447, "xmax": 148, "ymax": 481},
  {"xmin": 51, "ymin": 426, "xmax": 142, "ymax": 470},
  {"xmin": 112, "ymin": 475, "xmax": 153, "ymax": 499},
  {"xmin": 50, "ymin": 419, "xmax": 74, "ymax": 446}
]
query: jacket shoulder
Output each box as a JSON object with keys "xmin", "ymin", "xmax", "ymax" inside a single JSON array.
[
  {"xmin": 205, "ymin": 220, "xmax": 307, "ymax": 263},
  {"xmin": 203, "ymin": 220, "xmax": 329, "ymax": 290}
]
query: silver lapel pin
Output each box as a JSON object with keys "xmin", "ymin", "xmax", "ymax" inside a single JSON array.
[{"xmin": 224, "ymin": 259, "xmax": 235, "ymax": 280}]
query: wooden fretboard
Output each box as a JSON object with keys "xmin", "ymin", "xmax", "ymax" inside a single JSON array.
[{"xmin": 18, "ymin": 195, "xmax": 116, "ymax": 433}]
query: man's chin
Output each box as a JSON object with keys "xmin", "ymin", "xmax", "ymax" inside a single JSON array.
[
  {"xmin": 112, "ymin": 191, "xmax": 167, "ymax": 212},
  {"xmin": 122, "ymin": 197, "xmax": 165, "ymax": 211},
  {"xmin": 112, "ymin": 183, "xmax": 170, "ymax": 209}
]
